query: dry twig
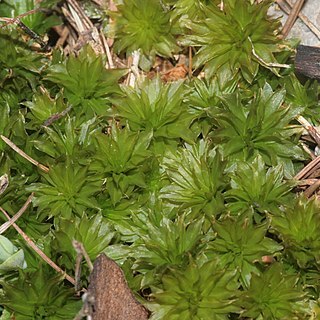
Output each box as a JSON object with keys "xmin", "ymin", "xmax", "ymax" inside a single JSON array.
[
  {"xmin": 1, "ymin": 135, "xmax": 49, "ymax": 173},
  {"xmin": 276, "ymin": 0, "xmax": 320, "ymax": 41},
  {"xmin": 294, "ymin": 156, "xmax": 320, "ymax": 180},
  {"xmin": 188, "ymin": 47, "xmax": 193, "ymax": 78},
  {"xmin": 73, "ymin": 240, "xmax": 94, "ymax": 292},
  {"xmin": 0, "ymin": 193, "xmax": 34, "ymax": 234},
  {"xmin": 0, "ymin": 206, "xmax": 76, "ymax": 285},
  {"xmin": 304, "ymin": 179, "xmax": 320, "ymax": 197},
  {"xmin": 281, "ymin": 0, "xmax": 306, "ymax": 38},
  {"xmin": 296, "ymin": 116, "xmax": 320, "ymax": 148}
]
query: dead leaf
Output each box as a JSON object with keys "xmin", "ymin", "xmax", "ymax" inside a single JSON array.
[{"xmin": 161, "ymin": 64, "xmax": 188, "ymax": 82}]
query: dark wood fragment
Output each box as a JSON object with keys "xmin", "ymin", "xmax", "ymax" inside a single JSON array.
[
  {"xmin": 295, "ymin": 45, "xmax": 320, "ymax": 80},
  {"xmin": 87, "ymin": 254, "xmax": 149, "ymax": 320}
]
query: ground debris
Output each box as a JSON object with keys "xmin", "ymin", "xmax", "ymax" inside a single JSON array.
[{"xmin": 85, "ymin": 254, "xmax": 149, "ymax": 320}]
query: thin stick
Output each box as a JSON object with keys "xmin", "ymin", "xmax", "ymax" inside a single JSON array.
[
  {"xmin": 1, "ymin": 135, "xmax": 49, "ymax": 173},
  {"xmin": 297, "ymin": 115, "xmax": 320, "ymax": 147},
  {"xmin": 73, "ymin": 293, "xmax": 95, "ymax": 320},
  {"xmin": 42, "ymin": 105, "xmax": 72, "ymax": 127},
  {"xmin": 304, "ymin": 179, "xmax": 320, "ymax": 197},
  {"xmin": 0, "ymin": 193, "xmax": 34, "ymax": 234},
  {"xmin": 276, "ymin": 0, "xmax": 320, "ymax": 41},
  {"xmin": 74, "ymin": 249, "xmax": 83, "ymax": 292},
  {"xmin": 73, "ymin": 240, "xmax": 93, "ymax": 272},
  {"xmin": 188, "ymin": 46, "xmax": 193, "ymax": 78},
  {"xmin": 72, "ymin": 240, "xmax": 93, "ymax": 292},
  {"xmin": 0, "ymin": 9, "xmax": 48, "ymax": 50},
  {"xmin": 281, "ymin": 0, "xmax": 305, "ymax": 38},
  {"xmin": 294, "ymin": 155, "xmax": 320, "ymax": 180},
  {"xmin": 297, "ymin": 178, "xmax": 318, "ymax": 185},
  {"xmin": 0, "ymin": 207, "xmax": 76, "ymax": 285},
  {"xmin": 300, "ymin": 142, "xmax": 316, "ymax": 159},
  {"xmin": 0, "ymin": 8, "xmax": 40, "ymax": 29},
  {"xmin": 16, "ymin": 19, "xmax": 47, "ymax": 48},
  {"xmin": 100, "ymin": 31, "xmax": 114, "ymax": 69}
]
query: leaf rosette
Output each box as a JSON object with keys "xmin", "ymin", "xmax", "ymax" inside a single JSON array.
[
  {"xmin": 182, "ymin": 0, "xmax": 285, "ymax": 82},
  {"xmin": 240, "ymin": 263, "xmax": 310, "ymax": 319},
  {"xmin": 110, "ymin": 0, "xmax": 180, "ymax": 57},
  {"xmin": 212, "ymin": 83, "xmax": 304, "ymax": 175},
  {"xmin": 150, "ymin": 259, "xmax": 241, "ymax": 320},
  {"xmin": 271, "ymin": 196, "xmax": 320, "ymax": 269},
  {"xmin": 207, "ymin": 218, "xmax": 282, "ymax": 287}
]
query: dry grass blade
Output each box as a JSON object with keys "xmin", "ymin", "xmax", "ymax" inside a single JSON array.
[
  {"xmin": 1, "ymin": 135, "xmax": 49, "ymax": 173},
  {"xmin": 0, "ymin": 193, "xmax": 34, "ymax": 234},
  {"xmin": 249, "ymin": 37, "xmax": 290, "ymax": 68},
  {"xmin": 128, "ymin": 50, "xmax": 141, "ymax": 87},
  {"xmin": 100, "ymin": 30, "xmax": 114, "ymax": 68},
  {"xmin": 0, "ymin": 207, "xmax": 76, "ymax": 285},
  {"xmin": 61, "ymin": 0, "xmax": 104, "ymax": 54},
  {"xmin": 0, "ymin": 173, "xmax": 9, "ymax": 195}
]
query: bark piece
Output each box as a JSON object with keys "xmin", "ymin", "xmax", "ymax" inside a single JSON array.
[
  {"xmin": 87, "ymin": 254, "xmax": 149, "ymax": 320},
  {"xmin": 295, "ymin": 45, "xmax": 320, "ymax": 80}
]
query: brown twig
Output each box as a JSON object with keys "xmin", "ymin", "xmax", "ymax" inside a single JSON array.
[
  {"xmin": 0, "ymin": 193, "xmax": 34, "ymax": 234},
  {"xmin": 1, "ymin": 135, "xmax": 49, "ymax": 173},
  {"xmin": 0, "ymin": 207, "xmax": 76, "ymax": 285},
  {"xmin": 61, "ymin": 0, "xmax": 104, "ymax": 54},
  {"xmin": 0, "ymin": 8, "xmax": 40, "ymax": 28},
  {"xmin": 300, "ymin": 142, "xmax": 316, "ymax": 159},
  {"xmin": 53, "ymin": 25, "xmax": 70, "ymax": 48},
  {"xmin": 188, "ymin": 46, "xmax": 193, "ymax": 78},
  {"xmin": 73, "ymin": 240, "xmax": 93, "ymax": 272},
  {"xmin": 73, "ymin": 240, "xmax": 93, "ymax": 292},
  {"xmin": 296, "ymin": 116, "xmax": 320, "ymax": 148},
  {"xmin": 276, "ymin": 0, "xmax": 320, "ymax": 41},
  {"xmin": 67, "ymin": 0, "xmax": 93, "ymax": 32},
  {"xmin": 281, "ymin": 0, "xmax": 306, "ymax": 38},
  {"xmin": 296, "ymin": 178, "xmax": 319, "ymax": 186},
  {"xmin": 74, "ymin": 248, "xmax": 83, "ymax": 292},
  {"xmin": 42, "ymin": 105, "xmax": 72, "ymax": 127},
  {"xmin": 304, "ymin": 179, "xmax": 320, "ymax": 197},
  {"xmin": 294, "ymin": 155, "xmax": 320, "ymax": 180}
]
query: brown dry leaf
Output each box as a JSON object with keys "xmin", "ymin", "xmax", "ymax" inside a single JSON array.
[
  {"xmin": 87, "ymin": 254, "xmax": 149, "ymax": 320},
  {"xmin": 161, "ymin": 64, "xmax": 188, "ymax": 82}
]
